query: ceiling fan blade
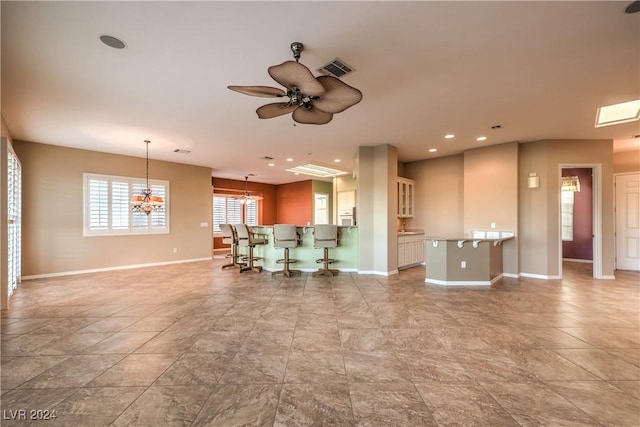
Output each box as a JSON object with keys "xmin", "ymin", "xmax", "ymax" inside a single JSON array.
[
  {"xmin": 292, "ymin": 105, "xmax": 333, "ymax": 125},
  {"xmin": 228, "ymin": 85, "xmax": 286, "ymax": 98},
  {"xmin": 256, "ymin": 102, "xmax": 297, "ymax": 119},
  {"xmin": 312, "ymin": 76, "xmax": 363, "ymax": 114},
  {"xmin": 268, "ymin": 61, "xmax": 326, "ymax": 97}
]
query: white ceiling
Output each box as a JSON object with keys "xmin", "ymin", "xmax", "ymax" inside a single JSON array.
[{"xmin": 2, "ymin": 1, "xmax": 639, "ymax": 185}]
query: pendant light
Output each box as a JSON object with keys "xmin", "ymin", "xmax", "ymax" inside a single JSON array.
[{"xmin": 130, "ymin": 140, "xmax": 164, "ymax": 215}]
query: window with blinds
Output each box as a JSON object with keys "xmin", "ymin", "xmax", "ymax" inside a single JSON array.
[
  {"xmin": 212, "ymin": 195, "xmax": 258, "ymax": 233},
  {"xmin": 84, "ymin": 173, "xmax": 169, "ymax": 235}
]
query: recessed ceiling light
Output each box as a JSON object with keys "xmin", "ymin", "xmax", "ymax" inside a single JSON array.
[
  {"xmin": 429, "ymin": 148, "xmax": 437, "ymax": 153},
  {"xmin": 444, "ymin": 134, "xmax": 455, "ymax": 139},
  {"xmin": 268, "ymin": 163, "xmax": 275, "ymax": 167},
  {"xmin": 476, "ymin": 136, "xmax": 487, "ymax": 141},
  {"xmin": 286, "ymin": 158, "xmax": 293, "ymax": 162},
  {"xmin": 595, "ymin": 99, "xmax": 640, "ymax": 127},
  {"xmin": 334, "ymin": 159, "xmax": 341, "ymax": 163},
  {"xmin": 99, "ymin": 35, "xmax": 126, "ymax": 49}
]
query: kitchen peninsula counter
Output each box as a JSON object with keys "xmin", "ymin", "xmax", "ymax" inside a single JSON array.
[
  {"xmin": 424, "ymin": 235, "xmax": 514, "ymax": 285},
  {"xmin": 241, "ymin": 225, "xmax": 358, "ymax": 272}
]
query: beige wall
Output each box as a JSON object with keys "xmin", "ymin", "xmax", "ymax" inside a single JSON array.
[
  {"xmin": 614, "ymin": 149, "xmax": 640, "ymax": 173},
  {"xmin": 464, "ymin": 142, "xmax": 519, "ymax": 274},
  {"xmin": 405, "ymin": 154, "xmax": 464, "ymax": 237},
  {"xmin": 519, "ymin": 139, "xmax": 615, "ymax": 278},
  {"xmin": 13, "ymin": 140, "xmax": 213, "ymax": 277},
  {"xmin": 407, "ymin": 139, "xmax": 615, "ymax": 279}
]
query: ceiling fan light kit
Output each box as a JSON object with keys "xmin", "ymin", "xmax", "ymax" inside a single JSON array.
[{"xmin": 228, "ymin": 42, "xmax": 363, "ymax": 125}]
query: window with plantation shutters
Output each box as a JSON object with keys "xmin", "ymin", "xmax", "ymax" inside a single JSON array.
[
  {"xmin": 7, "ymin": 148, "xmax": 21, "ymax": 297},
  {"xmin": 212, "ymin": 195, "xmax": 259, "ymax": 234},
  {"xmin": 84, "ymin": 173, "xmax": 169, "ymax": 236}
]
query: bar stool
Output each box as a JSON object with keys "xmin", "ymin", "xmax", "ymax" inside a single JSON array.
[
  {"xmin": 219, "ymin": 224, "xmax": 245, "ymax": 270},
  {"xmin": 313, "ymin": 224, "xmax": 339, "ymax": 277},
  {"xmin": 272, "ymin": 224, "xmax": 301, "ymax": 277},
  {"xmin": 235, "ymin": 223, "xmax": 267, "ymax": 273}
]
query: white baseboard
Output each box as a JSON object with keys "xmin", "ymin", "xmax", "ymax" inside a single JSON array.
[
  {"xmin": 600, "ymin": 275, "xmax": 616, "ymax": 280},
  {"xmin": 503, "ymin": 273, "xmax": 520, "ymax": 278},
  {"xmin": 519, "ymin": 272, "xmax": 562, "ymax": 280},
  {"xmin": 425, "ymin": 278, "xmax": 491, "ymax": 286},
  {"xmin": 358, "ymin": 270, "xmax": 398, "ymax": 276},
  {"xmin": 21, "ymin": 257, "xmax": 213, "ymax": 281}
]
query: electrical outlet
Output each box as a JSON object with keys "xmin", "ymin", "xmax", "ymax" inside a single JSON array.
[
  {"xmin": 461, "ymin": 261, "xmax": 466, "ymax": 268},
  {"xmin": 490, "ymin": 222, "xmax": 496, "ymax": 229},
  {"xmin": 173, "ymin": 248, "xmax": 178, "ymax": 253},
  {"xmin": 200, "ymin": 222, "xmax": 208, "ymax": 227}
]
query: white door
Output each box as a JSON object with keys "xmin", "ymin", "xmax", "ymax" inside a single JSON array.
[{"xmin": 615, "ymin": 173, "xmax": 640, "ymax": 271}]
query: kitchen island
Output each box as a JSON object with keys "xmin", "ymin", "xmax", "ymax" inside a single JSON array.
[
  {"xmin": 424, "ymin": 235, "xmax": 514, "ymax": 285},
  {"xmin": 239, "ymin": 226, "xmax": 358, "ymax": 272}
]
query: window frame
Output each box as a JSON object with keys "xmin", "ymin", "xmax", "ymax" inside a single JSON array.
[{"xmin": 83, "ymin": 173, "xmax": 170, "ymax": 236}]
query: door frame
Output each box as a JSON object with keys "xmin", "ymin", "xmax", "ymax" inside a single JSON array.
[{"xmin": 558, "ymin": 164, "xmax": 602, "ymax": 279}]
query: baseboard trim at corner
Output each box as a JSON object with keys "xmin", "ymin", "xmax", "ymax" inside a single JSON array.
[
  {"xmin": 21, "ymin": 257, "xmax": 213, "ymax": 281},
  {"xmin": 519, "ymin": 272, "xmax": 562, "ymax": 280},
  {"xmin": 358, "ymin": 270, "xmax": 399, "ymax": 276},
  {"xmin": 502, "ymin": 273, "xmax": 520, "ymax": 278}
]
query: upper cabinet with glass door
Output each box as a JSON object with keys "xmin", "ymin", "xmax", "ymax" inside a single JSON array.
[{"xmin": 397, "ymin": 177, "xmax": 415, "ymax": 218}]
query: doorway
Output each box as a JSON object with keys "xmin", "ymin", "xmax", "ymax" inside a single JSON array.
[
  {"xmin": 314, "ymin": 193, "xmax": 329, "ymax": 225},
  {"xmin": 558, "ymin": 164, "xmax": 602, "ymax": 279},
  {"xmin": 615, "ymin": 172, "xmax": 640, "ymax": 271}
]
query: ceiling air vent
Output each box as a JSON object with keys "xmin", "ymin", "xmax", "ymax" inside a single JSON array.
[{"xmin": 317, "ymin": 58, "xmax": 354, "ymax": 78}]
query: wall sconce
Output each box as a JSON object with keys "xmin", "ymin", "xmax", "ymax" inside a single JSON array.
[{"xmin": 527, "ymin": 172, "xmax": 539, "ymax": 189}]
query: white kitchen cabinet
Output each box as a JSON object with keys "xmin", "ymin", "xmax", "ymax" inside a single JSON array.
[
  {"xmin": 397, "ymin": 177, "xmax": 415, "ymax": 218},
  {"xmin": 398, "ymin": 233, "xmax": 424, "ymax": 269}
]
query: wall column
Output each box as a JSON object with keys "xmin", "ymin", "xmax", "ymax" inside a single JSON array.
[{"xmin": 355, "ymin": 144, "xmax": 398, "ymax": 275}]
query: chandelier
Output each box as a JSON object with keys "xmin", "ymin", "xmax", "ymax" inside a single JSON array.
[
  {"xmin": 239, "ymin": 174, "xmax": 262, "ymax": 204},
  {"xmin": 130, "ymin": 140, "xmax": 164, "ymax": 215}
]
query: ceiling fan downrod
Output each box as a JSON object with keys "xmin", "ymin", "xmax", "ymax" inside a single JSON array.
[{"xmin": 290, "ymin": 42, "xmax": 303, "ymax": 62}]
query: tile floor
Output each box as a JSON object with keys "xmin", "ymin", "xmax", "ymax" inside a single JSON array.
[{"xmin": 1, "ymin": 260, "xmax": 639, "ymax": 426}]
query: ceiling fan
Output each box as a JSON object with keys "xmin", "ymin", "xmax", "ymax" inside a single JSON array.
[{"xmin": 228, "ymin": 42, "xmax": 363, "ymax": 125}]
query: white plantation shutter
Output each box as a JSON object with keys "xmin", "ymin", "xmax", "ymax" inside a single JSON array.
[
  {"xmin": 7, "ymin": 149, "xmax": 21, "ymax": 296},
  {"xmin": 150, "ymin": 184, "xmax": 166, "ymax": 229},
  {"xmin": 228, "ymin": 198, "xmax": 242, "ymax": 224},
  {"xmin": 246, "ymin": 199, "xmax": 257, "ymax": 226},
  {"xmin": 84, "ymin": 173, "xmax": 169, "ymax": 235},
  {"xmin": 88, "ymin": 178, "xmax": 109, "ymax": 230},
  {"xmin": 213, "ymin": 196, "xmax": 226, "ymax": 233},
  {"xmin": 111, "ymin": 181, "xmax": 130, "ymax": 230},
  {"xmin": 212, "ymin": 195, "xmax": 259, "ymax": 234}
]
